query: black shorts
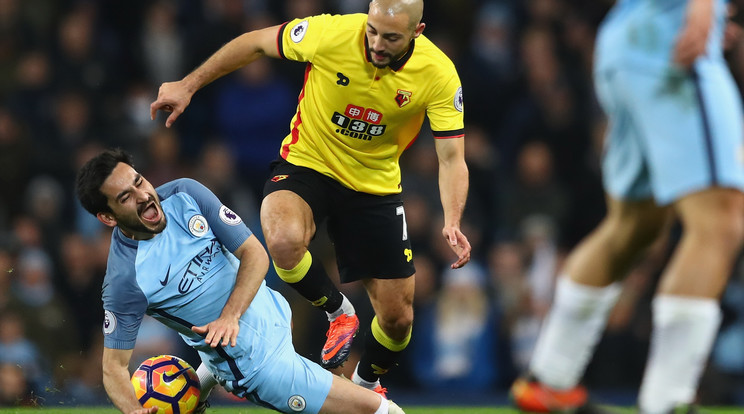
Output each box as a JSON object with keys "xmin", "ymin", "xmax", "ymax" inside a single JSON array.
[{"xmin": 264, "ymin": 159, "xmax": 416, "ymax": 283}]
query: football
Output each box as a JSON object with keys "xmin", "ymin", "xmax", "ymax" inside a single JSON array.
[{"xmin": 130, "ymin": 355, "xmax": 201, "ymax": 414}]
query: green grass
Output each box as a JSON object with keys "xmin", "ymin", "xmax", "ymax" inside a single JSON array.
[
  {"xmin": 0, "ymin": 408, "xmax": 517, "ymax": 414},
  {"xmin": 0, "ymin": 407, "xmax": 521, "ymax": 414},
  {"xmin": 0, "ymin": 408, "xmax": 489, "ymax": 414},
  {"xmin": 0, "ymin": 407, "xmax": 742, "ymax": 414}
]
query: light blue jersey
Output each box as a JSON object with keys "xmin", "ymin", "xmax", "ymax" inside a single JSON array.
[
  {"xmin": 102, "ymin": 178, "xmax": 332, "ymax": 413},
  {"xmin": 594, "ymin": 0, "xmax": 744, "ymax": 204}
]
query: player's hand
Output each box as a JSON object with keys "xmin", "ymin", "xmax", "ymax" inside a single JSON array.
[
  {"xmin": 150, "ymin": 81, "xmax": 193, "ymax": 128},
  {"xmin": 442, "ymin": 226, "xmax": 471, "ymax": 269},
  {"xmin": 192, "ymin": 316, "xmax": 240, "ymax": 348},
  {"xmin": 673, "ymin": 0, "xmax": 713, "ymax": 68}
]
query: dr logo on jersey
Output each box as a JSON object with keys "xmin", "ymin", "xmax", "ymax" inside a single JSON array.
[{"xmin": 336, "ymin": 72, "xmax": 350, "ymax": 86}]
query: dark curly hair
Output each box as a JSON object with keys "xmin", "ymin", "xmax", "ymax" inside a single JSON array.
[{"xmin": 76, "ymin": 148, "xmax": 134, "ymax": 215}]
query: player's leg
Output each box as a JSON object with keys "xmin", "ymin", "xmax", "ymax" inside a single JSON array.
[
  {"xmin": 530, "ymin": 197, "xmax": 669, "ymax": 384},
  {"xmin": 513, "ymin": 64, "xmax": 671, "ymax": 413},
  {"xmin": 638, "ymin": 187, "xmax": 744, "ymax": 414},
  {"xmin": 328, "ymin": 192, "xmax": 416, "ymax": 390},
  {"xmin": 661, "ymin": 188, "xmax": 744, "ymax": 298},
  {"xmin": 261, "ymin": 189, "xmax": 345, "ymax": 309},
  {"xmin": 262, "ymin": 162, "xmax": 358, "ymax": 368},
  {"xmin": 194, "ymin": 362, "xmax": 217, "ymax": 413},
  {"xmin": 623, "ymin": 60, "xmax": 744, "ymax": 413},
  {"xmin": 320, "ymin": 375, "xmax": 406, "ymax": 414},
  {"xmin": 229, "ymin": 323, "xmax": 401, "ymax": 414},
  {"xmin": 262, "ymin": 190, "xmax": 358, "ymax": 367},
  {"xmin": 352, "ymin": 276, "xmax": 414, "ymax": 395},
  {"xmin": 512, "ymin": 197, "xmax": 669, "ymax": 412}
]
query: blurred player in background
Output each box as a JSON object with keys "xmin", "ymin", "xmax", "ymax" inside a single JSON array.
[
  {"xmin": 150, "ymin": 0, "xmax": 471, "ymax": 395},
  {"xmin": 76, "ymin": 149, "xmax": 405, "ymax": 414},
  {"xmin": 511, "ymin": 0, "xmax": 744, "ymax": 413}
]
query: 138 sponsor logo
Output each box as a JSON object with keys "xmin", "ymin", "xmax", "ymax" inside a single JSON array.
[{"xmin": 331, "ymin": 104, "xmax": 387, "ymax": 141}]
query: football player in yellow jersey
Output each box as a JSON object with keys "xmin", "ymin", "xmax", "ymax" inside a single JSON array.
[{"xmin": 150, "ymin": 0, "xmax": 471, "ymax": 396}]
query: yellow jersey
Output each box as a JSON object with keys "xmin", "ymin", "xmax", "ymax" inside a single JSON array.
[{"xmin": 276, "ymin": 13, "xmax": 464, "ymax": 195}]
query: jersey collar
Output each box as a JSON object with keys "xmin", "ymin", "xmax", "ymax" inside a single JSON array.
[
  {"xmin": 364, "ymin": 37, "xmax": 416, "ymax": 72},
  {"xmin": 115, "ymin": 227, "xmax": 140, "ymax": 247}
]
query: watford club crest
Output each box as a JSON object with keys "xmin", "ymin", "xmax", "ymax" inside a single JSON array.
[{"xmin": 395, "ymin": 89, "xmax": 412, "ymax": 108}]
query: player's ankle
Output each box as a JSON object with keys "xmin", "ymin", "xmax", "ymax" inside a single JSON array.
[
  {"xmin": 352, "ymin": 362, "xmax": 380, "ymax": 390},
  {"xmin": 374, "ymin": 396, "xmax": 389, "ymax": 414},
  {"xmin": 327, "ymin": 295, "xmax": 355, "ymax": 320}
]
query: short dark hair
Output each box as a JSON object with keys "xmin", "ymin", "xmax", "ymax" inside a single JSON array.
[{"xmin": 76, "ymin": 148, "xmax": 134, "ymax": 215}]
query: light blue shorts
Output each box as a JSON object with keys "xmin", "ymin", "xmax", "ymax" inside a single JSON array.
[
  {"xmin": 595, "ymin": 60, "xmax": 744, "ymax": 205},
  {"xmin": 200, "ymin": 287, "xmax": 333, "ymax": 413}
]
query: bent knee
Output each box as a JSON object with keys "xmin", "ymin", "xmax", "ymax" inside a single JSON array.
[
  {"xmin": 602, "ymin": 208, "xmax": 667, "ymax": 250},
  {"xmin": 692, "ymin": 190, "xmax": 744, "ymax": 231},
  {"xmin": 376, "ymin": 311, "xmax": 414, "ymax": 340},
  {"xmin": 265, "ymin": 232, "xmax": 307, "ymax": 268},
  {"xmin": 690, "ymin": 208, "xmax": 744, "ymax": 250}
]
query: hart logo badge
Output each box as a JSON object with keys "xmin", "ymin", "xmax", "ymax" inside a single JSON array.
[
  {"xmin": 395, "ymin": 89, "xmax": 412, "ymax": 107},
  {"xmin": 271, "ymin": 174, "xmax": 289, "ymax": 182}
]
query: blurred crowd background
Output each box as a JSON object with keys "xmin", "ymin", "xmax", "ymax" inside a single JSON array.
[{"xmin": 4, "ymin": 0, "xmax": 744, "ymax": 408}]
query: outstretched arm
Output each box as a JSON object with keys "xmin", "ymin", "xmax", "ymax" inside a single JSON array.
[
  {"xmin": 150, "ymin": 25, "xmax": 283, "ymax": 127},
  {"xmin": 102, "ymin": 347, "xmax": 158, "ymax": 414},
  {"xmin": 192, "ymin": 234, "xmax": 270, "ymax": 347},
  {"xmin": 435, "ymin": 136, "xmax": 471, "ymax": 269}
]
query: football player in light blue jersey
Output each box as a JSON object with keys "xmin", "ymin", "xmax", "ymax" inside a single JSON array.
[
  {"xmin": 75, "ymin": 149, "xmax": 405, "ymax": 414},
  {"xmin": 512, "ymin": 1, "xmax": 744, "ymax": 414}
]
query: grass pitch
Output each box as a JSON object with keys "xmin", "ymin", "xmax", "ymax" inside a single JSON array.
[
  {"xmin": 0, "ymin": 407, "xmax": 521, "ymax": 414},
  {"xmin": 1, "ymin": 407, "xmax": 743, "ymax": 414}
]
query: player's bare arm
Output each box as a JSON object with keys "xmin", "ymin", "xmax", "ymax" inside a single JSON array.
[
  {"xmin": 435, "ymin": 136, "xmax": 471, "ymax": 269},
  {"xmin": 674, "ymin": 0, "xmax": 713, "ymax": 67},
  {"xmin": 150, "ymin": 25, "xmax": 283, "ymax": 128},
  {"xmin": 102, "ymin": 347, "xmax": 158, "ymax": 414},
  {"xmin": 192, "ymin": 234, "xmax": 270, "ymax": 348}
]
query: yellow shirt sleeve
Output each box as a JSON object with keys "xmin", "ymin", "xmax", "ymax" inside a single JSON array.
[
  {"xmin": 428, "ymin": 73, "xmax": 464, "ymax": 137},
  {"xmin": 279, "ymin": 14, "xmax": 334, "ymax": 63}
]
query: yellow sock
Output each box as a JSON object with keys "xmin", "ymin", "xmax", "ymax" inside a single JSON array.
[
  {"xmin": 371, "ymin": 315, "xmax": 411, "ymax": 352},
  {"xmin": 273, "ymin": 251, "xmax": 312, "ymax": 284}
]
